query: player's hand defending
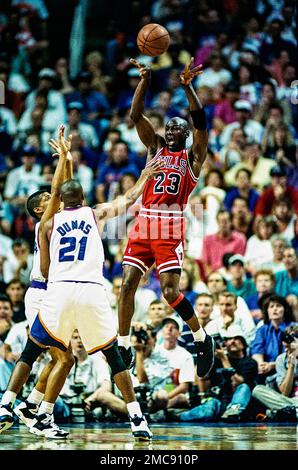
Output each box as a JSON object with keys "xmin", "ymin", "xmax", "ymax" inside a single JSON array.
[
  {"xmin": 49, "ymin": 125, "xmax": 72, "ymax": 157},
  {"xmin": 142, "ymin": 159, "xmax": 165, "ymax": 180},
  {"xmin": 130, "ymin": 58, "xmax": 151, "ymax": 81},
  {"xmin": 180, "ymin": 58, "xmax": 203, "ymax": 86}
]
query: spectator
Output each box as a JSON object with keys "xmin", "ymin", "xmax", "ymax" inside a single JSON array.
[
  {"xmin": 202, "ymin": 210, "xmax": 246, "ymax": 272},
  {"xmin": 231, "ymin": 197, "xmax": 254, "ymax": 239},
  {"xmin": 179, "ymin": 269, "xmax": 198, "ymax": 307},
  {"xmin": 147, "ymin": 300, "xmax": 167, "ymax": 330},
  {"xmin": 246, "ymin": 270, "xmax": 276, "ymax": 323},
  {"xmin": 219, "ymin": 128, "xmax": 247, "ymax": 169},
  {"xmin": 71, "ymin": 150, "xmax": 94, "ymax": 204},
  {"xmin": 275, "ymin": 248, "xmax": 298, "ymax": 298},
  {"xmin": 213, "ymin": 82, "xmax": 239, "ymax": 126},
  {"xmin": 195, "ymin": 53, "xmax": 232, "ymax": 88},
  {"xmin": 261, "ymin": 235, "xmax": 287, "ymax": 273},
  {"xmin": 224, "ymin": 168, "xmax": 259, "ymax": 213},
  {"xmin": 3, "ymin": 238, "xmax": 33, "ymax": 285},
  {"xmin": 254, "ymin": 166, "xmax": 298, "ymax": 217},
  {"xmin": 251, "ymin": 294, "xmax": 296, "ymax": 382},
  {"xmin": 64, "ymin": 102, "xmax": 99, "ymax": 149},
  {"xmin": 0, "ymin": 295, "xmax": 14, "ymax": 346},
  {"xmin": 5, "ymin": 279, "xmax": 25, "ymax": 324},
  {"xmin": 252, "ymin": 325, "xmax": 298, "ymax": 421},
  {"xmin": 245, "ymin": 216, "xmax": 276, "ymax": 273},
  {"xmin": 227, "ymin": 255, "xmax": 257, "ymax": 302},
  {"xmin": 272, "ymin": 198, "xmax": 296, "ymax": 243}
]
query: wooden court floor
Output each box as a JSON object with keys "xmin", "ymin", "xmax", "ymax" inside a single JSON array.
[{"xmin": 0, "ymin": 422, "xmax": 297, "ymax": 451}]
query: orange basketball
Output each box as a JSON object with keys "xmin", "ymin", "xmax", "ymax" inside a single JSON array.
[{"xmin": 137, "ymin": 23, "xmax": 170, "ymax": 57}]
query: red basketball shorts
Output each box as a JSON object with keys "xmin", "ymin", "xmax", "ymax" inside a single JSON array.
[{"xmin": 123, "ymin": 217, "xmax": 185, "ymax": 274}]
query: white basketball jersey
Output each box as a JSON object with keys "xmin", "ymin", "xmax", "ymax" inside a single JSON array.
[
  {"xmin": 49, "ymin": 206, "xmax": 104, "ymax": 283},
  {"xmin": 30, "ymin": 222, "xmax": 46, "ymax": 282}
]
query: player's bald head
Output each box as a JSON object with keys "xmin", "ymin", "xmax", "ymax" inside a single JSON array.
[
  {"xmin": 60, "ymin": 179, "xmax": 84, "ymax": 206},
  {"xmin": 167, "ymin": 117, "xmax": 189, "ymax": 131}
]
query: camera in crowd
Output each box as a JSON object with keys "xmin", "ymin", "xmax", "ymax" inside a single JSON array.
[
  {"xmin": 212, "ymin": 334, "xmax": 226, "ymax": 350},
  {"xmin": 69, "ymin": 382, "xmax": 87, "ymax": 423},
  {"xmin": 131, "ymin": 326, "xmax": 149, "ymax": 345},
  {"xmin": 281, "ymin": 332, "xmax": 298, "ymax": 344}
]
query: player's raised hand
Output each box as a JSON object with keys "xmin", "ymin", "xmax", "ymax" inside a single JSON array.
[
  {"xmin": 179, "ymin": 58, "xmax": 203, "ymax": 86},
  {"xmin": 49, "ymin": 125, "xmax": 72, "ymax": 157},
  {"xmin": 142, "ymin": 158, "xmax": 165, "ymax": 179},
  {"xmin": 129, "ymin": 58, "xmax": 151, "ymax": 81}
]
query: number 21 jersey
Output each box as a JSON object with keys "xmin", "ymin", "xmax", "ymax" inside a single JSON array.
[{"xmin": 48, "ymin": 206, "xmax": 104, "ymax": 283}]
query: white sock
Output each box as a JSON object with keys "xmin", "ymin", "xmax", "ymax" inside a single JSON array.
[
  {"xmin": 118, "ymin": 335, "xmax": 131, "ymax": 349},
  {"xmin": 193, "ymin": 327, "xmax": 206, "ymax": 342},
  {"xmin": 127, "ymin": 401, "xmax": 142, "ymax": 418},
  {"xmin": 1, "ymin": 391, "xmax": 17, "ymax": 406},
  {"xmin": 38, "ymin": 401, "xmax": 54, "ymax": 415},
  {"xmin": 27, "ymin": 388, "xmax": 44, "ymax": 406}
]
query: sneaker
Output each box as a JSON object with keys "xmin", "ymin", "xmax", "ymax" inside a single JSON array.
[
  {"xmin": 14, "ymin": 400, "xmax": 38, "ymax": 428},
  {"xmin": 0, "ymin": 404, "xmax": 14, "ymax": 433},
  {"xmin": 119, "ymin": 346, "xmax": 135, "ymax": 369},
  {"xmin": 29, "ymin": 413, "xmax": 69, "ymax": 439},
  {"xmin": 130, "ymin": 414, "xmax": 153, "ymax": 441},
  {"xmin": 195, "ymin": 334, "xmax": 215, "ymax": 378},
  {"xmin": 221, "ymin": 404, "xmax": 242, "ymax": 422}
]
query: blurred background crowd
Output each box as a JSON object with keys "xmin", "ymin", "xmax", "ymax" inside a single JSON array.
[{"xmin": 0, "ymin": 0, "xmax": 297, "ymax": 425}]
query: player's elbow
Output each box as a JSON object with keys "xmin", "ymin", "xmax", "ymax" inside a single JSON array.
[
  {"xmin": 129, "ymin": 110, "xmax": 141, "ymax": 122},
  {"xmin": 40, "ymin": 262, "xmax": 49, "ymax": 279}
]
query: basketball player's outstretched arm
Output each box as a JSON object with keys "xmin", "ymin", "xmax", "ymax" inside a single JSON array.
[
  {"xmin": 94, "ymin": 159, "xmax": 164, "ymax": 223},
  {"xmin": 39, "ymin": 217, "xmax": 52, "ymax": 279},
  {"xmin": 129, "ymin": 58, "xmax": 165, "ymax": 161},
  {"xmin": 40, "ymin": 125, "xmax": 73, "ymax": 225},
  {"xmin": 180, "ymin": 58, "xmax": 208, "ymax": 178}
]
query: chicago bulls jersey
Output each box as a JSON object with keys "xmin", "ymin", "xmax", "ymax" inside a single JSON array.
[{"xmin": 140, "ymin": 147, "xmax": 197, "ymax": 219}]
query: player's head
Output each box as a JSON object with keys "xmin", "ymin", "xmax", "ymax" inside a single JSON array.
[
  {"xmin": 60, "ymin": 179, "xmax": 84, "ymax": 207},
  {"xmin": 165, "ymin": 117, "xmax": 189, "ymax": 151},
  {"xmin": 26, "ymin": 190, "xmax": 51, "ymax": 220}
]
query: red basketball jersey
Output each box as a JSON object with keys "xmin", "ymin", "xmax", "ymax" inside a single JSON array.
[{"xmin": 141, "ymin": 146, "xmax": 198, "ymax": 217}]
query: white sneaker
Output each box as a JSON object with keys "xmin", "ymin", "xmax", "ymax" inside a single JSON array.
[
  {"xmin": 14, "ymin": 400, "xmax": 38, "ymax": 428},
  {"xmin": 0, "ymin": 404, "xmax": 14, "ymax": 433},
  {"xmin": 130, "ymin": 414, "xmax": 153, "ymax": 440},
  {"xmin": 29, "ymin": 413, "xmax": 69, "ymax": 439}
]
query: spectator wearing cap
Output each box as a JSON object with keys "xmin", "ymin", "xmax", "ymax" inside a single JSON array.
[
  {"xmin": 275, "ymin": 248, "xmax": 298, "ymax": 299},
  {"xmin": 224, "ymin": 141, "xmax": 276, "ymax": 190},
  {"xmin": 132, "ymin": 318, "xmax": 195, "ymax": 412},
  {"xmin": 224, "ymin": 168, "xmax": 259, "ymax": 213},
  {"xmin": 64, "ymin": 101, "xmax": 99, "ymax": 149},
  {"xmin": 202, "ymin": 209, "xmax": 246, "ymax": 273},
  {"xmin": 219, "ymin": 100, "xmax": 264, "ymax": 148},
  {"xmin": 3, "ymin": 145, "xmax": 41, "ymax": 213},
  {"xmin": 226, "ymin": 255, "xmax": 257, "ymax": 302},
  {"xmin": 24, "ymin": 68, "xmax": 67, "ymax": 126},
  {"xmin": 213, "ymin": 82, "xmax": 239, "ymax": 126},
  {"xmin": 251, "ymin": 294, "xmax": 296, "ymax": 382},
  {"xmin": 254, "ymin": 166, "xmax": 298, "ymax": 216},
  {"xmin": 244, "ymin": 216, "xmax": 276, "ymax": 273}
]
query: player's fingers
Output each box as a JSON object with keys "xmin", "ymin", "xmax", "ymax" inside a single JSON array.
[
  {"xmin": 129, "ymin": 58, "xmax": 141, "ymax": 68},
  {"xmin": 51, "ymin": 152, "xmax": 59, "ymax": 158}
]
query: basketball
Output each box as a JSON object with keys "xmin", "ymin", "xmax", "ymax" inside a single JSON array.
[{"xmin": 137, "ymin": 23, "xmax": 170, "ymax": 57}]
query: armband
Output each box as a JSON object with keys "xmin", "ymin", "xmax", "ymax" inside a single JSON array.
[{"xmin": 190, "ymin": 109, "xmax": 207, "ymax": 130}]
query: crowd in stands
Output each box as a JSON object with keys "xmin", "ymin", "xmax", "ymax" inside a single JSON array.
[{"xmin": 0, "ymin": 0, "xmax": 297, "ymax": 424}]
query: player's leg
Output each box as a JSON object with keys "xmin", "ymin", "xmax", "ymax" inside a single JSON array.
[
  {"xmin": 30, "ymin": 345, "xmax": 74, "ymax": 439},
  {"xmin": 118, "ymin": 265, "xmax": 142, "ymax": 367},
  {"xmin": 14, "ymin": 347, "xmax": 59, "ymax": 428},
  {"xmin": 102, "ymin": 343, "xmax": 152, "ymax": 440},
  {"xmin": 0, "ymin": 337, "xmax": 46, "ymax": 433},
  {"xmin": 160, "ymin": 271, "xmax": 215, "ymax": 378}
]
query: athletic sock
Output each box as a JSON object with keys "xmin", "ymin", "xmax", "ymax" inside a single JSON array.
[
  {"xmin": 27, "ymin": 387, "xmax": 44, "ymax": 406},
  {"xmin": 118, "ymin": 335, "xmax": 131, "ymax": 349},
  {"xmin": 127, "ymin": 401, "xmax": 142, "ymax": 418},
  {"xmin": 1, "ymin": 391, "xmax": 17, "ymax": 407},
  {"xmin": 169, "ymin": 294, "xmax": 206, "ymax": 342},
  {"xmin": 38, "ymin": 401, "xmax": 54, "ymax": 415}
]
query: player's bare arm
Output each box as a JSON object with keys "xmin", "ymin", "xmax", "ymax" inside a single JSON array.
[
  {"xmin": 94, "ymin": 159, "xmax": 164, "ymax": 225},
  {"xmin": 39, "ymin": 217, "xmax": 53, "ymax": 279},
  {"xmin": 129, "ymin": 58, "xmax": 165, "ymax": 160},
  {"xmin": 180, "ymin": 58, "xmax": 208, "ymax": 178}
]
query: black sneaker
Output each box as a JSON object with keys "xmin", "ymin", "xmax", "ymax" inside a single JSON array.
[
  {"xmin": 195, "ymin": 334, "xmax": 215, "ymax": 378},
  {"xmin": 118, "ymin": 346, "xmax": 135, "ymax": 369},
  {"xmin": 0, "ymin": 404, "xmax": 14, "ymax": 433}
]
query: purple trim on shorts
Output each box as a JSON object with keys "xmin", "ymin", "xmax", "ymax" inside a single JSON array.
[{"xmin": 30, "ymin": 280, "xmax": 48, "ymax": 290}]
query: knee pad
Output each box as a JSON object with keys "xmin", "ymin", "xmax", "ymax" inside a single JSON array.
[
  {"xmin": 19, "ymin": 337, "xmax": 45, "ymax": 368},
  {"xmin": 102, "ymin": 343, "xmax": 126, "ymax": 377}
]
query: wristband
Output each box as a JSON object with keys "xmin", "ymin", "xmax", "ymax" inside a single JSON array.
[{"xmin": 190, "ymin": 109, "xmax": 207, "ymax": 130}]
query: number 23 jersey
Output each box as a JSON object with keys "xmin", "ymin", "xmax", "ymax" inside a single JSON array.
[
  {"xmin": 141, "ymin": 146, "xmax": 198, "ymax": 213},
  {"xmin": 48, "ymin": 206, "xmax": 104, "ymax": 283}
]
